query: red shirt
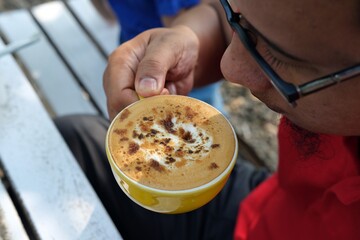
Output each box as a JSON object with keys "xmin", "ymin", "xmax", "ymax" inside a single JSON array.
[{"xmin": 234, "ymin": 117, "xmax": 360, "ymax": 240}]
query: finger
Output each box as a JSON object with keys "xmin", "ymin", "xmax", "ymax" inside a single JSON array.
[
  {"xmin": 134, "ymin": 44, "xmax": 174, "ymax": 97},
  {"xmin": 165, "ymin": 82, "xmax": 177, "ymax": 95},
  {"xmin": 103, "ymin": 47, "xmax": 140, "ymax": 120},
  {"xmin": 134, "ymin": 27, "xmax": 198, "ymax": 97}
]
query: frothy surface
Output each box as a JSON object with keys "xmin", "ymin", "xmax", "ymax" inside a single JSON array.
[{"xmin": 108, "ymin": 95, "xmax": 236, "ymax": 190}]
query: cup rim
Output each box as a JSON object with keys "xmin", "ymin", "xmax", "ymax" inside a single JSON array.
[{"xmin": 106, "ymin": 95, "xmax": 239, "ymax": 194}]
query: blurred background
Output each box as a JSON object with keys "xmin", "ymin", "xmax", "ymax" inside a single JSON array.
[{"xmin": 0, "ymin": 0, "xmax": 52, "ymax": 10}]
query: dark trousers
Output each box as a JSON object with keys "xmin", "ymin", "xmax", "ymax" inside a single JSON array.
[{"xmin": 54, "ymin": 114, "xmax": 269, "ymax": 240}]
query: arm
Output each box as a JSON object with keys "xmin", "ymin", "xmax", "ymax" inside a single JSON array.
[
  {"xmin": 103, "ymin": 2, "xmax": 229, "ymax": 119},
  {"xmin": 167, "ymin": 2, "xmax": 230, "ymax": 87},
  {"xmin": 161, "ymin": 1, "xmax": 231, "ymax": 86}
]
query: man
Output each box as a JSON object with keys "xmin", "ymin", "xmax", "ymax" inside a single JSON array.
[{"xmin": 57, "ymin": 0, "xmax": 360, "ymax": 239}]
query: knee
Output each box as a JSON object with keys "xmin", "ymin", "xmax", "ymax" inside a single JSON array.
[
  {"xmin": 54, "ymin": 115, "xmax": 86, "ymax": 140},
  {"xmin": 54, "ymin": 115, "xmax": 79, "ymax": 141}
]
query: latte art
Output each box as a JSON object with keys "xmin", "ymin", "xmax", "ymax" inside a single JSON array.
[{"xmin": 129, "ymin": 115, "xmax": 216, "ymax": 169}]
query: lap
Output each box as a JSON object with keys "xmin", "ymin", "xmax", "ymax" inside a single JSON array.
[{"xmin": 54, "ymin": 114, "xmax": 269, "ymax": 240}]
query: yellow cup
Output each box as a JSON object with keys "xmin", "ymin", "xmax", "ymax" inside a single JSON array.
[{"xmin": 106, "ymin": 95, "xmax": 238, "ymax": 214}]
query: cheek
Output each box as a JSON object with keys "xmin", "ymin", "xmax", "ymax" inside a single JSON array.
[
  {"xmin": 286, "ymin": 81, "xmax": 360, "ymax": 135},
  {"xmin": 220, "ymin": 38, "xmax": 272, "ymax": 91}
]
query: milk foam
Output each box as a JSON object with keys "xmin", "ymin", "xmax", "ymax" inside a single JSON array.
[
  {"xmin": 133, "ymin": 116, "xmax": 213, "ymax": 170},
  {"xmin": 108, "ymin": 95, "xmax": 237, "ymax": 190}
]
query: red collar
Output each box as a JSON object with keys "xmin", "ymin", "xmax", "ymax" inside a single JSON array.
[{"xmin": 278, "ymin": 117, "xmax": 360, "ymax": 197}]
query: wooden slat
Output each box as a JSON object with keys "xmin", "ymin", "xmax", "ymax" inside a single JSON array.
[
  {"xmin": 67, "ymin": 0, "xmax": 120, "ymax": 56},
  {"xmin": 0, "ymin": 181, "xmax": 29, "ymax": 240},
  {"xmin": 32, "ymin": 1, "xmax": 108, "ymax": 116},
  {"xmin": 0, "ymin": 9, "xmax": 98, "ymax": 117},
  {"xmin": 0, "ymin": 39, "xmax": 122, "ymax": 239}
]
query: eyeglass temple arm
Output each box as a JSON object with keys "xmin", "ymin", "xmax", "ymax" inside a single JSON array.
[{"xmin": 298, "ymin": 65, "xmax": 360, "ymax": 97}]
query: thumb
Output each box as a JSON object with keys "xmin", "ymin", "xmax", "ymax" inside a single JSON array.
[
  {"xmin": 134, "ymin": 28, "xmax": 188, "ymax": 97},
  {"xmin": 134, "ymin": 27, "xmax": 199, "ymax": 97},
  {"xmin": 136, "ymin": 77, "xmax": 161, "ymax": 97},
  {"xmin": 135, "ymin": 51, "xmax": 171, "ymax": 97}
]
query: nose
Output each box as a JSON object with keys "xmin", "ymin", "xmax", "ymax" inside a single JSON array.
[{"xmin": 220, "ymin": 34, "xmax": 272, "ymax": 92}]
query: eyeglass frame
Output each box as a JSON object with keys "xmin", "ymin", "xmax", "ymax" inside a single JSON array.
[{"xmin": 220, "ymin": 0, "xmax": 360, "ymax": 106}]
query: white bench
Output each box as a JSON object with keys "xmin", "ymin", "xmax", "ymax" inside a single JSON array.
[
  {"xmin": 0, "ymin": 0, "xmax": 122, "ymax": 239},
  {"xmin": 0, "ymin": 0, "xmax": 120, "ymax": 116}
]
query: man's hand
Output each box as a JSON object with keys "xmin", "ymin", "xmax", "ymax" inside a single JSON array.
[{"xmin": 103, "ymin": 26, "xmax": 200, "ymax": 120}]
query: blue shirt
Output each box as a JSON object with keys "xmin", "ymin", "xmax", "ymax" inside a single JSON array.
[{"xmin": 108, "ymin": 0, "xmax": 200, "ymax": 43}]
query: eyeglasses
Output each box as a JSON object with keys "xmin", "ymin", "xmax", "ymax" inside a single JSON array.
[{"xmin": 220, "ymin": 0, "xmax": 360, "ymax": 106}]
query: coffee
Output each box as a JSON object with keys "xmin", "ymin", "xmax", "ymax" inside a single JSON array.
[{"xmin": 107, "ymin": 95, "xmax": 236, "ymax": 190}]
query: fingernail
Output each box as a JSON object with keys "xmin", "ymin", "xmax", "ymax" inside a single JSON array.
[
  {"xmin": 139, "ymin": 77, "xmax": 157, "ymax": 92},
  {"xmin": 167, "ymin": 83, "xmax": 177, "ymax": 95}
]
